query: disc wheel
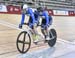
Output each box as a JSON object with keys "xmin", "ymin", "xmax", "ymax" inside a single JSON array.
[
  {"xmin": 48, "ymin": 29, "xmax": 57, "ymax": 47},
  {"xmin": 16, "ymin": 31, "xmax": 31, "ymax": 54}
]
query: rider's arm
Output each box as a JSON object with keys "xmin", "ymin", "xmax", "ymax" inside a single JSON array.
[
  {"xmin": 21, "ymin": 12, "xmax": 25, "ymax": 24},
  {"xmin": 46, "ymin": 16, "xmax": 49, "ymax": 26},
  {"xmin": 39, "ymin": 12, "xmax": 43, "ymax": 16},
  {"xmin": 49, "ymin": 16, "xmax": 52, "ymax": 25},
  {"xmin": 28, "ymin": 8, "xmax": 36, "ymax": 25},
  {"xmin": 19, "ymin": 11, "xmax": 25, "ymax": 28},
  {"xmin": 19, "ymin": 9, "xmax": 29, "ymax": 27},
  {"xmin": 45, "ymin": 11, "xmax": 50, "ymax": 26}
]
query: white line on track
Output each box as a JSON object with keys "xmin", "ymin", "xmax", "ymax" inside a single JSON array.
[{"xmin": 0, "ymin": 20, "xmax": 23, "ymax": 31}]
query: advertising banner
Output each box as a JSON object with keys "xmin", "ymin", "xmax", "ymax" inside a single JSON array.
[
  {"xmin": 53, "ymin": 10, "xmax": 68, "ymax": 16},
  {"xmin": 7, "ymin": 5, "xmax": 21, "ymax": 14},
  {"xmin": 47, "ymin": 9, "xmax": 54, "ymax": 15},
  {"xmin": 68, "ymin": 11, "xmax": 75, "ymax": 16},
  {"xmin": 0, "ymin": 5, "xmax": 75, "ymax": 16}
]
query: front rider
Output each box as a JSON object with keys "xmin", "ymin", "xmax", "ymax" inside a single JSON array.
[
  {"xmin": 19, "ymin": 4, "xmax": 39, "ymax": 44},
  {"xmin": 35, "ymin": 7, "xmax": 52, "ymax": 41}
]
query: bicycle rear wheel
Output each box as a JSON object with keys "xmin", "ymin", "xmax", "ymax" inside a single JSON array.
[{"xmin": 48, "ymin": 29, "xmax": 57, "ymax": 47}]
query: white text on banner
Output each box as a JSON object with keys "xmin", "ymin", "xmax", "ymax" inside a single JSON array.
[{"xmin": 53, "ymin": 10, "xmax": 68, "ymax": 16}]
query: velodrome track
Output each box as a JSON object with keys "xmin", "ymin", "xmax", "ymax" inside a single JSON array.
[{"xmin": 0, "ymin": 14, "xmax": 75, "ymax": 58}]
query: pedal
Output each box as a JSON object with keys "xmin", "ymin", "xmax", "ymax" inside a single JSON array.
[
  {"xmin": 19, "ymin": 24, "xmax": 22, "ymax": 29},
  {"xmin": 44, "ymin": 40, "xmax": 49, "ymax": 43},
  {"xmin": 33, "ymin": 42, "xmax": 38, "ymax": 45}
]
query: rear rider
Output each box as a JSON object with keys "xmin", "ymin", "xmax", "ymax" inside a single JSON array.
[{"xmin": 36, "ymin": 7, "xmax": 53, "ymax": 41}]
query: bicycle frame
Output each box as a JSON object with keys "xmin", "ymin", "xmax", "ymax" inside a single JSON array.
[{"xmin": 17, "ymin": 15, "xmax": 57, "ymax": 54}]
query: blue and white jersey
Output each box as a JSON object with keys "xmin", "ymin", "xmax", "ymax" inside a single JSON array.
[
  {"xmin": 42, "ymin": 11, "xmax": 49, "ymax": 25},
  {"xmin": 20, "ymin": 8, "xmax": 36, "ymax": 26}
]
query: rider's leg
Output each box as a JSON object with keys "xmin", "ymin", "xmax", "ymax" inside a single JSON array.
[
  {"xmin": 41, "ymin": 26, "xmax": 48, "ymax": 38},
  {"xmin": 29, "ymin": 24, "xmax": 39, "ymax": 43},
  {"xmin": 41, "ymin": 26, "xmax": 50, "ymax": 40},
  {"xmin": 33, "ymin": 24, "xmax": 39, "ymax": 43},
  {"xmin": 45, "ymin": 27, "xmax": 50, "ymax": 40},
  {"xmin": 29, "ymin": 24, "xmax": 37, "ymax": 35},
  {"xmin": 41, "ymin": 28, "xmax": 46, "ymax": 38}
]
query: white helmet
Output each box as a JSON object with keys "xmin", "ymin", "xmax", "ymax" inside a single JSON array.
[{"xmin": 23, "ymin": 4, "xmax": 28, "ymax": 9}]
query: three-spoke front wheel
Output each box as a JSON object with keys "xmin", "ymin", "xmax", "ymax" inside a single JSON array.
[
  {"xmin": 16, "ymin": 31, "xmax": 31, "ymax": 54},
  {"xmin": 48, "ymin": 29, "xmax": 57, "ymax": 47}
]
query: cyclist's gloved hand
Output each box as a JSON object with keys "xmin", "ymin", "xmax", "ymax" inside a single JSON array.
[
  {"xmin": 34, "ymin": 23, "xmax": 37, "ymax": 27},
  {"xmin": 46, "ymin": 24, "xmax": 50, "ymax": 27},
  {"xmin": 19, "ymin": 24, "xmax": 22, "ymax": 29},
  {"xmin": 49, "ymin": 23, "xmax": 52, "ymax": 25},
  {"xmin": 49, "ymin": 21, "xmax": 52, "ymax": 25},
  {"xmin": 39, "ymin": 12, "xmax": 43, "ymax": 16}
]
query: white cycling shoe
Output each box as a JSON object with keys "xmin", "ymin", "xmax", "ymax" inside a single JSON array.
[
  {"xmin": 33, "ymin": 39, "xmax": 39, "ymax": 43},
  {"xmin": 46, "ymin": 36, "xmax": 50, "ymax": 40},
  {"xmin": 33, "ymin": 35, "xmax": 39, "ymax": 45}
]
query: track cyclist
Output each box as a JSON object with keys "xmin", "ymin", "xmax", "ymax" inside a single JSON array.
[
  {"xmin": 19, "ymin": 4, "xmax": 39, "ymax": 44},
  {"xmin": 35, "ymin": 7, "xmax": 53, "ymax": 42}
]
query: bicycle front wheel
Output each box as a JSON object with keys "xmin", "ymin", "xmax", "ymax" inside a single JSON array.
[{"xmin": 16, "ymin": 31, "xmax": 31, "ymax": 54}]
